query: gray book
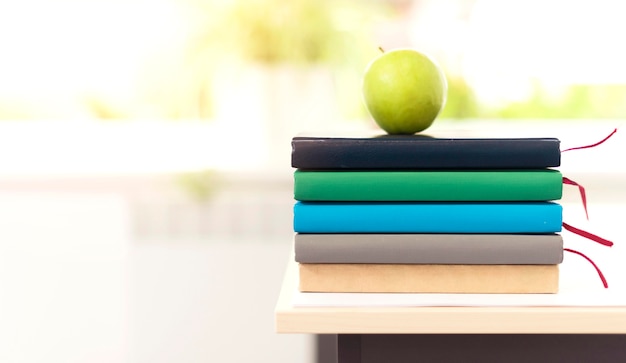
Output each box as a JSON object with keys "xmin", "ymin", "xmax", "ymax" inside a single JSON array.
[{"xmin": 294, "ymin": 234, "xmax": 563, "ymax": 265}]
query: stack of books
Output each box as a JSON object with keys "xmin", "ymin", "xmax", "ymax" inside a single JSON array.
[{"xmin": 291, "ymin": 133, "xmax": 566, "ymax": 294}]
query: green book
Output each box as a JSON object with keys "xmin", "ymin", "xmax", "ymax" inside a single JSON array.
[{"xmin": 293, "ymin": 169, "xmax": 563, "ymax": 201}]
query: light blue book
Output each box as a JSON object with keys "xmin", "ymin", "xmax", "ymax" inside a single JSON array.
[{"xmin": 293, "ymin": 202, "xmax": 562, "ymax": 234}]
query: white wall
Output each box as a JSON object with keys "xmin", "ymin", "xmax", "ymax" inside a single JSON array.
[{"xmin": 0, "ymin": 184, "xmax": 313, "ymax": 363}]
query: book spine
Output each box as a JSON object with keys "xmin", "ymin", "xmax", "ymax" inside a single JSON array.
[
  {"xmin": 298, "ymin": 263, "xmax": 559, "ymax": 294},
  {"xmin": 291, "ymin": 138, "xmax": 561, "ymax": 169},
  {"xmin": 293, "ymin": 170, "xmax": 563, "ymax": 201},
  {"xmin": 293, "ymin": 202, "xmax": 563, "ymax": 233},
  {"xmin": 294, "ymin": 234, "xmax": 564, "ymax": 264}
]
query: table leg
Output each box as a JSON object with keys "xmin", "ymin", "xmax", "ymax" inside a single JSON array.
[
  {"xmin": 316, "ymin": 335, "xmax": 337, "ymax": 363},
  {"xmin": 337, "ymin": 334, "xmax": 361, "ymax": 363}
]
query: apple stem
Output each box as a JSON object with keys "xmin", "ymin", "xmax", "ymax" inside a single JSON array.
[{"xmin": 378, "ymin": 46, "xmax": 385, "ymax": 53}]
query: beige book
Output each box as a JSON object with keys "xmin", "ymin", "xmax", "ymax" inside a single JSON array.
[{"xmin": 299, "ymin": 263, "xmax": 559, "ymax": 294}]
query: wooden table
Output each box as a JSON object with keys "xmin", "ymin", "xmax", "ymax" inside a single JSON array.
[
  {"xmin": 277, "ymin": 126, "xmax": 626, "ymax": 361},
  {"xmin": 275, "ymin": 259, "xmax": 626, "ymax": 362}
]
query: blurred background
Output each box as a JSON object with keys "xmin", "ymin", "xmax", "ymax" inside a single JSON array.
[{"xmin": 0, "ymin": 0, "xmax": 625, "ymax": 362}]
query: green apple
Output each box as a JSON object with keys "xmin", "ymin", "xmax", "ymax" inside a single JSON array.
[{"xmin": 362, "ymin": 48, "xmax": 447, "ymax": 135}]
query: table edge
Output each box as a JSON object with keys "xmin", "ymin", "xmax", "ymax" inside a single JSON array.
[{"xmin": 275, "ymin": 257, "xmax": 626, "ymax": 334}]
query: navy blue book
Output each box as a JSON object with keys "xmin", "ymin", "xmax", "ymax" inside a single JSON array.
[{"xmin": 291, "ymin": 133, "xmax": 561, "ymax": 170}]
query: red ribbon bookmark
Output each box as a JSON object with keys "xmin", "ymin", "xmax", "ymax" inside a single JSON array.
[
  {"xmin": 558, "ymin": 129, "xmax": 617, "ymax": 289},
  {"xmin": 563, "ymin": 177, "xmax": 588, "ymax": 220},
  {"xmin": 564, "ymin": 248, "xmax": 608, "ymax": 288},
  {"xmin": 561, "ymin": 128, "xmax": 617, "ymax": 153},
  {"xmin": 562, "ymin": 222, "xmax": 614, "ymax": 247}
]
